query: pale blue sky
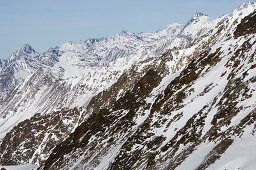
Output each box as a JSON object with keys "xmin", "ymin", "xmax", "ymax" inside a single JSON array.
[{"xmin": 0, "ymin": 0, "xmax": 248, "ymax": 59}]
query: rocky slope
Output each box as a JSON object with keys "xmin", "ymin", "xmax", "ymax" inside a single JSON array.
[
  {"xmin": 0, "ymin": 1, "xmax": 256, "ymax": 169},
  {"xmin": 40, "ymin": 7, "xmax": 256, "ymax": 169},
  {"xmin": 0, "ymin": 108, "xmax": 81, "ymax": 165}
]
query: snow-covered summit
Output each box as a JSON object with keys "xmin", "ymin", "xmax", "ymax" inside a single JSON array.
[
  {"xmin": 9, "ymin": 44, "xmax": 38, "ymax": 61},
  {"xmin": 84, "ymin": 38, "xmax": 104, "ymax": 47},
  {"xmin": 229, "ymin": 1, "xmax": 256, "ymax": 18},
  {"xmin": 117, "ymin": 30, "xmax": 134, "ymax": 37},
  {"xmin": 20, "ymin": 44, "xmax": 35, "ymax": 54},
  {"xmin": 179, "ymin": 12, "xmax": 212, "ymax": 44},
  {"xmin": 187, "ymin": 12, "xmax": 210, "ymax": 23},
  {"xmin": 238, "ymin": 1, "xmax": 256, "ymax": 10},
  {"xmin": 192, "ymin": 12, "xmax": 208, "ymax": 19}
]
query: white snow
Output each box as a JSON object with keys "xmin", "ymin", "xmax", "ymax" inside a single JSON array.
[
  {"xmin": 0, "ymin": 164, "xmax": 38, "ymax": 170},
  {"xmin": 176, "ymin": 142, "xmax": 216, "ymax": 170},
  {"xmin": 208, "ymin": 126, "xmax": 256, "ymax": 170}
]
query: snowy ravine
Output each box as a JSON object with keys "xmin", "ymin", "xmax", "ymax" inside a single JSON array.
[{"xmin": 0, "ymin": 1, "xmax": 256, "ymax": 169}]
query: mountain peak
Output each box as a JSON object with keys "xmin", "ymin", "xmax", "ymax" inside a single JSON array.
[
  {"xmin": 185, "ymin": 12, "xmax": 210, "ymax": 26},
  {"xmin": 9, "ymin": 44, "xmax": 36, "ymax": 61},
  {"xmin": 20, "ymin": 44, "xmax": 35, "ymax": 54},
  {"xmin": 192, "ymin": 12, "xmax": 208, "ymax": 19},
  {"xmin": 85, "ymin": 38, "xmax": 103, "ymax": 47},
  {"xmin": 118, "ymin": 30, "xmax": 132, "ymax": 37},
  {"xmin": 238, "ymin": 1, "xmax": 256, "ymax": 9}
]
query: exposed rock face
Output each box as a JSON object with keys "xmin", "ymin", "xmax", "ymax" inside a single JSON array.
[
  {"xmin": 234, "ymin": 10, "xmax": 256, "ymax": 38},
  {"xmin": 0, "ymin": 108, "xmax": 81, "ymax": 165}
]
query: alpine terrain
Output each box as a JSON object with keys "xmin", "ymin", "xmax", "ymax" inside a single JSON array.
[{"xmin": 0, "ymin": 1, "xmax": 256, "ymax": 170}]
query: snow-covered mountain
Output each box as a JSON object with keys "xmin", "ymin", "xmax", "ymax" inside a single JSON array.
[
  {"xmin": 40, "ymin": 4, "xmax": 256, "ymax": 169},
  {"xmin": 0, "ymin": 7, "xmax": 216, "ymax": 140},
  {"xmin": 0, "ymin": 44, "xmax": 40, "ymax": 97},
  {"xmin": 0, "ymin": 1, "xmax": 256, "ymax": 169}
]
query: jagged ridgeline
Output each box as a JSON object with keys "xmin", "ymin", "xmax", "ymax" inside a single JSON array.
[{"xmin": 0, "ymin": 2, "xmax": 256, "ymax": 170}]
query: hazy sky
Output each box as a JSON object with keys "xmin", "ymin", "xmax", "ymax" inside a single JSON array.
[{"xmin": 0, "ymin": 0, "xmax": 248, "ymax": 59}]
